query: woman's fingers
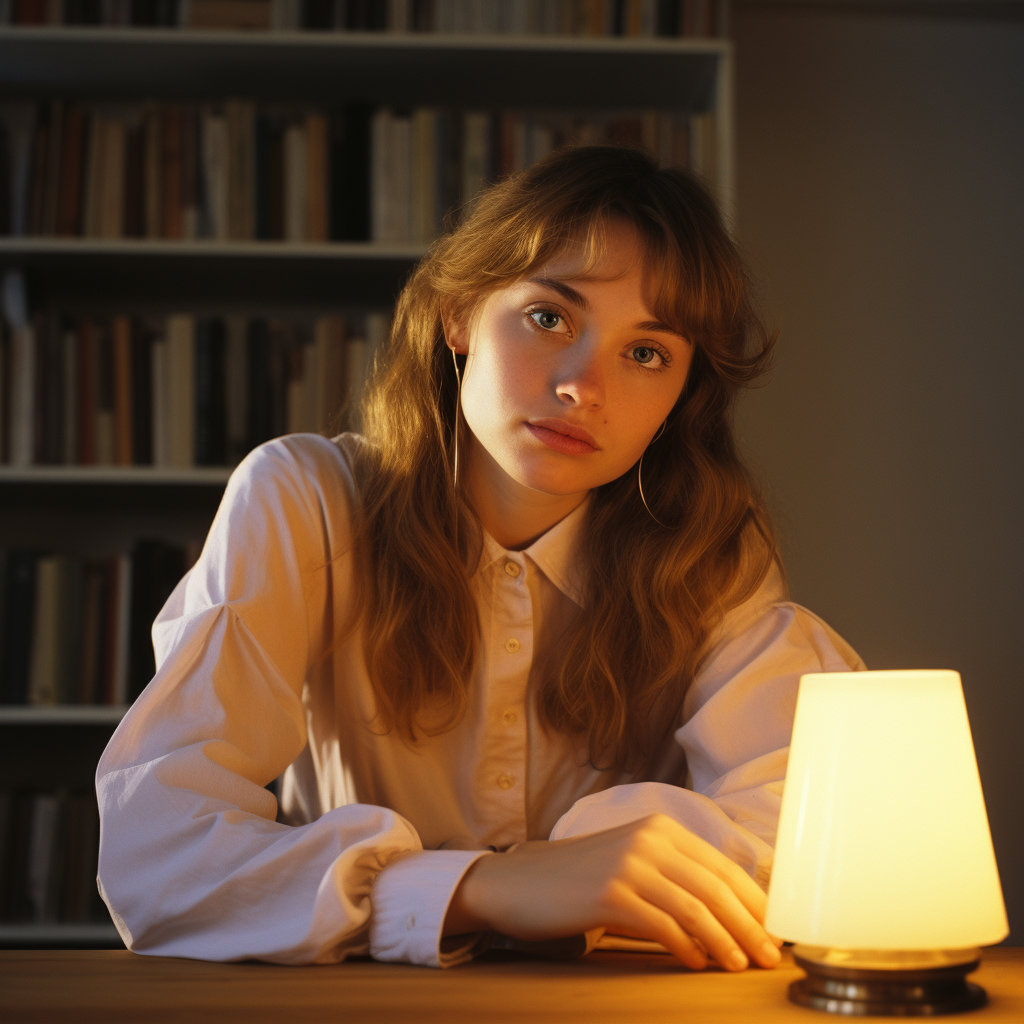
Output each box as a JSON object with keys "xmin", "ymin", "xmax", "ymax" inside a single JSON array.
[
  {"xmin": 655, "ymin": 855, "xmax": 780, "ymax": 969},
  {"xmin": 619, "ymin": 816, "xmax": 780, "ymax": 968},
  {"xmin": 600, "ymin": 885, "xmax": 708, "ymax": 971}
]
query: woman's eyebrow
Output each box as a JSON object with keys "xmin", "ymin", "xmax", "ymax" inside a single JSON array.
[
  {"xmin": 528, "ymin": 277, "xmax": 685, "ymax": 339},
  {"xmin": 633, "ymin": 319, "xmax": 685, "ymax": 338},
  {"xmin": 529, "ymin": 277, "xmax": 591, "ymax": 311}
]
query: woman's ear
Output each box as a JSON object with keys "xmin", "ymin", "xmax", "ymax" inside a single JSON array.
[{"xmin": 444, "ymin": 317, "xmax": 468, "ymax": 356}]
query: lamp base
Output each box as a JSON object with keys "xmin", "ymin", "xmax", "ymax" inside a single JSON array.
[{"xmin": 790, "ymin": 946, "xmax": 987, "ymax": 1016}]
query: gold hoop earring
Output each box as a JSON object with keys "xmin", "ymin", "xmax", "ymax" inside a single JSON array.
[
  {"xmin": 451, "ymin": 348, "xmax": 462, "ymax": 492},
  {"xmin": 638, "ymin": 420, "xmax": 668, "ymax": 528}
]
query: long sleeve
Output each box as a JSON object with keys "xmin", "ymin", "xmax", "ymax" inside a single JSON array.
[
  {"xmin": 95, "ymin": 436, "xmax": 483, "ymax": 964},
  {"xmin": 549, "ymin": 567, "xmax": 865, "ymax": 890}
]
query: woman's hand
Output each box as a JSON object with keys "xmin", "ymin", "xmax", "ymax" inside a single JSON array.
[{"xmin": 443, "ymin": 813, "xmax": 783, "ymax": 972}]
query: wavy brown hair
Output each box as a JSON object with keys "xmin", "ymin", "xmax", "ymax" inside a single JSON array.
[{"xmin": 345, "ymin": 145, "xmax": 781, "ymax": 772}]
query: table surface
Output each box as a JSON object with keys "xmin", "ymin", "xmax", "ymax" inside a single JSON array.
[{"xmin": 1, "ymin": 946, "xmax": 1021, "ymax": 1024}]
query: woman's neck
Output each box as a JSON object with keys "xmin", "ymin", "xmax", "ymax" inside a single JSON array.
[{"xmin": 465, "ymin": 443, "xmax": 589, "ymax": 551}]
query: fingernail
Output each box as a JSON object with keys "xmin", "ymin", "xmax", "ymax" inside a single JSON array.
[
  {"xmin": 728, "ymin": 949, "xmax": 749, "ymax": 971},
  {"xmin": 761, "ymin": 941, "xmax": 782, "ymax": 965}
]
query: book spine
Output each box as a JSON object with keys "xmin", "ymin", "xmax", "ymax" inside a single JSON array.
[
  {"xmin": 224, "ymin": 314, "xmax": 248, "ymax": 463},
  {"xmin": 55, "ymin": 104, "xmax": 87, "ymax": 237},
  {"xmin": 41, "ymin": 98, "xmax": 63, "ymax": 237},
  {"xmin": 194, "ymin": 316, "xmax": 226, "ymax": 465},
  {"xmin": 306, "ymin": 112, "xmax": 329, "ymax": 243},
  {"xmin": 56, "ymin": 557, "xmax": 85, "ymax": 705},
  {"xmin": 78, "ymin": 565, "xmax": 103, "ymax": 704},
  {"xmin": 94, "ymin": 321, "xmax": 115, "ymax": 465},
  {"xmin": 27, "ymin": 554, "xmax": 61, "ymax": 706},
  {"xmin": 161, "ymin": 104, "xmax": 184, "ymax": 239},
  {"xmin": 143, "ymin": 104, "xmax": 162, "ymax": 239},
  {"xmin": 77, "ymin": 318, "xmax": 97, "ymax": 464},
  {"xmin": 167, "ymin": 313, "xmax": 195, "ymax": 467},
  {"xmin": 112, "ymin": 314, "xmax": 133, "ymax": 466},
  {"xmin": 112, "ymin": 554, "xmax": 132, "ymax": 706},
  {"xmin": 99, "ymin": 115, "xmax": 126, "ymax": 239},
  {"xmin": 131, "ymin": 318, "xmax": 153, "ymax": 464},
  {"xmin": 8, "ymin": 324, "xmax": 35, "ymax": 467},
  {"xmin": 283, "ymin": 118, "xmax": 308, "ymax": 242},
  {"xmin": 61, "ymin": 323, "xmax": 78, "ymax": 464}
]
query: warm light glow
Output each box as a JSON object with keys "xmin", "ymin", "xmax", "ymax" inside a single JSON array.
[{"xmin": 765, "ymin": 670, "xmax": 1008, "ymax": 950}]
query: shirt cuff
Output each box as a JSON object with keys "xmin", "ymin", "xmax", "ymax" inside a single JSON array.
[{"xmin": 369, "ymin": 848, "xmax": 493, "ymax": 967}]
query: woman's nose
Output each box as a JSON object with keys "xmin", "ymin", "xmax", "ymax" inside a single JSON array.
[{"xmin": 554, "ymin": 343, "xmax": 605, "ymax": 409}]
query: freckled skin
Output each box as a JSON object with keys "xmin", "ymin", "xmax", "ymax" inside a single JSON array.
[{"xmin": 446, "ymin": 219, "xmax": 694, "ymax": 550}]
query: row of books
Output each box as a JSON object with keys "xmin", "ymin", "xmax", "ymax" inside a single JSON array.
[
  {"xmin": 0, "ymin": 307, "xmax": 387, "ymax": 467},
  {"xmin": 0, "ymin": 100, "xmax": 368, "ymax": 242},
  {"xmin": 0, "ymin": 539, "xmax": 193, "ymax": 707},
  {"xmin": 372, "ymin": 107, "xmax": 714, "ymax": 244},
  {"xmin": 0, "ymin": 788, "xmax": 108, "ymax": 925},
  {"xmin": 0, "ymin": 100, "xmax": 715, "ymax": 243},
  {"xmin": 0, "ymin": 0, "xmax": 724, "ymax": 37}
]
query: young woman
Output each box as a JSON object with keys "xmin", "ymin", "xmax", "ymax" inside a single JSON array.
[{"xmin": 96, "ymin": 146, "xmax": 863, "ymax": 972}]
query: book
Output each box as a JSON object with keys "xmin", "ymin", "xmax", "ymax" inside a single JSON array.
[
  {"xmin": 201, "ymin": 107, "xmax": 229, "ymax": 240},
  {"xmin": 79, "ymin": 563, "xmax": 104, "ymax": 704},
  {"xmin": 61, "ymin": 322, "xmax": 78, "ymax": 464},
  {"xmin": 112, "ymin": 314, "xmax": 133, "ymax": 466},
  {"xmin": 224, "ymin": 314, "xmax": 249, "ymax": 462},
  {"xmin": 283, "ymin": 117, "xmax": 308, "ymax": 241},
  {"xmin": 94, "ymin": 320, "xmax": 116, "ymax": 465},
  {"xmin": 194, "ymin": 316, "xmax": 226, "ymax": 465},
  {"xmin": 55, "ymin": 555, "xmax": 86, "ymax": 704},
  {"xmin": 55, "ymin": 104, "xmax": 87, "ymax": 237},
  {"xmin": 131, "ymin": 318, "xmax": 154, "ymax": 464},
  {"xmin": 227, "ymin": 100, "xmax": 256, "ymax": 241},
  {"xmin": 306, "ymin": 111, "xmax": 328, "ymax": 242},
  {"xmin": 27, "ymin": 554, "xmax": 61, "ymax": 705},
  {"xmin": 189, "ymin": 0, "xmax": 271, "ymax": 28},
  {"xmin": 76, "ymin": 317, "xmax": 98, "ymax": 464},
  {"xmin": 160, "ymin": 104, "xmax": 184, "ymax": 240},
  {"xmin": 313, "ymin": 314, "xmax": 346, "ymax": 435},
  {"xmin": 6, "ymin": 323, "xmax": 34, "ymax": 467},
  {"xmin": 166, "ymin": 313, "xmax": 195, "ymax": 467}
]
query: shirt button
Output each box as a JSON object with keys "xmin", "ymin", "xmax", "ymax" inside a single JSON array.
[
  {"xmin": 504, "ymin": 561, "xmax": 521, "ymax": 578},
  {"xmin": 406, "ymin": 913, "xmax": 416, "ymax": 930},
  {"xmin": 502, "ymin": 709, "xmax": 517, "ymax": 725},
  {"xmin": 497, "ymin": 773, "xmax": 515, "ymax": 790},
  {"xmin": 505, "ymin": 637, "xmax": 521, "ymax": 653}
]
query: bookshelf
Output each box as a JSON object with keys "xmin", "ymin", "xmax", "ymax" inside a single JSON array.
[{"xmin": 0, "ymin": 12, "xmax": 735, "ymax": 946}]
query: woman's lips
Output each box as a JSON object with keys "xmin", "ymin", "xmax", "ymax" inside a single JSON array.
[{"xmin": 525, "ymin": 421, "xmax": 599, "ymax": 456}]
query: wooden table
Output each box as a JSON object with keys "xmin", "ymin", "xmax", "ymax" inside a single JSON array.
[{"xmin": 1, "ymin": 947, "xmax": 1021, "ymax": 1023}]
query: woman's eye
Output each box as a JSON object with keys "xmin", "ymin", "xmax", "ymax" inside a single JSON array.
[
  {"xmin": 631, "ymin": 345, "xmax": 666, "ymax": 368},
  {"xmin": 528, "ymin": 309, "xmax": 568, "ymax": 333}
]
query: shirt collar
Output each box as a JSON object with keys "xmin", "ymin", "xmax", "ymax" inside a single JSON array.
[{"xmin": 476, "ymin": 495, "xmax": 591, "ymax": 607}]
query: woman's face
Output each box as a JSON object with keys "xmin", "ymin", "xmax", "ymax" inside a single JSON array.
[{"xmin": 450, "ymin": 218, "xmax": 694, "ymax": 503}]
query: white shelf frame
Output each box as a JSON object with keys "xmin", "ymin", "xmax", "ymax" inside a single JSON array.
[
  {"xmin": 0, "ymin": 237, "xmax": 429, "ymax": 260},
  {"xmin": 0, "ymin": 466, "xmax": 233, "ymax": 484},
  {"xmin": 0, "ymin": 922, "xmax": 122, "ymax": 944},
  {"xmin": 0, "ymin": 705, "xmax": 128, "ymax": 724}
]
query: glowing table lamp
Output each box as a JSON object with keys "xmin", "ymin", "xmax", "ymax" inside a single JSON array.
[{"xmin": 765, "ymin": 670, "xmax": 1008, "ymax": 1015}]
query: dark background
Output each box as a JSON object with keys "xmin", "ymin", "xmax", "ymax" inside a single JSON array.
[{"xmin": 731, "ymin": 0, "xmax": 1023, "ymax": 943}]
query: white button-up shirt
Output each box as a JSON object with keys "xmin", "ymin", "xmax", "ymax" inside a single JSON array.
[{"xmin": 95, "ymin": 433, "xmax": 864, "ymax": 967}]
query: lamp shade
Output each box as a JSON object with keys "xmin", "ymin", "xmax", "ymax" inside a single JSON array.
[{"xmin": 765, "ymin": 670, "xmax": 1008, "ymax": 950}]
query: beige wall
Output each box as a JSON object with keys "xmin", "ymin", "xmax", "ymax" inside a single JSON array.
[{"xmin": 731, "ymin": 6, "xmax": 1024, "ymax": 941}]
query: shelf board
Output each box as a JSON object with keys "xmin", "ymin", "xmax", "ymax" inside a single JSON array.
[
  {"xmin": 0, "ymin": 705, "xmax": 128, "ymax": 724},
  {"xmin": 0, "ymin": 26, "xmax": 726, "ymax": 108},
  {"xmin": 0, "ymin": 465, "xmax": 232, "ymax": 485},
  {"xmin": 0, "ymin": 922, "xmax": 123, "ymax": 946},
  {"xmin": 0, "ymin": 238, "xmax": 423, "ymax": 309}
]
